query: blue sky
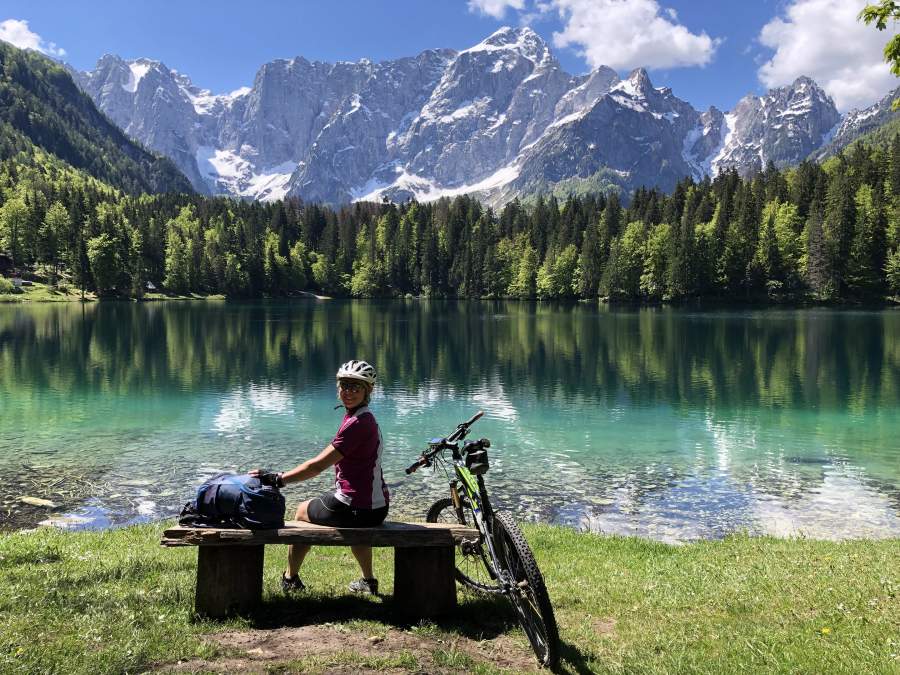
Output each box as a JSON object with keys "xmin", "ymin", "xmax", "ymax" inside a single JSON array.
[{"xmin": 0, "ymin": 0, "xmax": 895, "ymax": 112}]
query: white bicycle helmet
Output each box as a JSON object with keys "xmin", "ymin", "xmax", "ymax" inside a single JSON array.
[{"xmin": 336, "ymin": 360, "xmax": 377, "ymax": 387}]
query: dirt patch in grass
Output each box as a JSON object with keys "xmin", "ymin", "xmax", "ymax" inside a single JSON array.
[
  {"xmin": 592, "ymin": 616, "xmax": 617, "ymax": 637},
  {"xmin": 157, "ymin": 624, "xmax": 540, "ymax": 673}
]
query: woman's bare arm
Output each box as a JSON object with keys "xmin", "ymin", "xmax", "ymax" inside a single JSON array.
[{"xmin": 280, "ymin": 444, "xmax": 343, "ymax": 484}]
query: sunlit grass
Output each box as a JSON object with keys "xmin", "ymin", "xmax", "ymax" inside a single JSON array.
[
  {"xmin": 0, "ymin": 279, "xmax": 228, "ymax": 303},
  {"xmin": 0, "ymin": 522, "xmax": 897, "ymax": 674}
]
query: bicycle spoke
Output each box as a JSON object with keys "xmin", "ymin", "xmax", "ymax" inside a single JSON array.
[{"xmin": 426, "ymin": 498, "xmax": 501, "ymax": 593}]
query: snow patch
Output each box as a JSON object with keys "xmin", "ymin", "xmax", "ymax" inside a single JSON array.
[
  {"xmin": 197, "ymin": 146, "xmax": 248, "ymax": 182},
  {"xmin": 122, "ymin": 61, "xmax": 151, "ymax": 93},
  {"xmin": 459, "ymin": 26, "xmax": 545, "ymax": 64},
  {"xmin": 245, "ymin": 161, "xmax": 297, "ymax": 202},
  {"xmin": 440, "ymin": 102, "xmax": 476, "ymax": 123},
  {"xmin": 548, "ymin": 110, "xmax": 587, "ymax": 129},
  {"xmin": 819, "ymin": 119, "xmax": 841, "ymax": 147},
  {"xmin": 611, "ymin": 78, "xmax": 640, "ymax": 98},
  {"xmin": 611, "ymin": 94, "xmax": 647, "ymax": 113},
  {"xmin": 487, "ymin": 113, "xmax": 507, "ymax": 132},
  {"xmin": 182, "ymin": 84, "xmax": 250, "ymax": 115},
  {"xmin": 345, "ymin": 93, "xmax": 363, "ymax": 116},
  {"xmin": 710, "ymin": 113, "xmax": 737, "ymax": 175},
  {"xmin": 196, "ymin": 146, "xmax": 296, "ymax": 202},
  {"xmin": 779, "ymin": 102, "xmax": 812, "ymax": 118},
  {"xmin": 352, "ymin": 162, "xmax": 520, "ymax": 204}
]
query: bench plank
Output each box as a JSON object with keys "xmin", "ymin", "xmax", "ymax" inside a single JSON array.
[{"xmin": 162, "ymin": 520, "xmax": 479, "ymax": 548}]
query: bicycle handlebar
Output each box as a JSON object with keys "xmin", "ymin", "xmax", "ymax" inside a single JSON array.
[
  {"xmin": 405, "ymin": 410, "xmax": 485, "ymax": 475},
  {"xmin": 405, "ymin": 457, "xmax": 427, "ymax": 474},
  {"xmin": 465, "ymin": 410, "xmax": 484, "ymax": 426},
  {"xmin": 447, "ymin": 410, "xmax": 483, "ymax": 442}
]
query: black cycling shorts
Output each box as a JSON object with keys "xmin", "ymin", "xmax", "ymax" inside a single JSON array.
[{"xmin": 306, "ymin": 492, "xmax": 389, "ymax": 528}]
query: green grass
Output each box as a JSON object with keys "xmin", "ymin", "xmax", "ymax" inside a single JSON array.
[
  {"xmin": 0, "ymin": 523, "xmax": 897, "ymax": 674},
  {"xmin": 0, "ymin": 281, "xmax": 95, "ymax": 302},
  {"xmin": 0, "ymin": 280, "xmax": 228, "ymax": 303}
]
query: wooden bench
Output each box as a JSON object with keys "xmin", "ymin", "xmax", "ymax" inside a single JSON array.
[{"xmin": 161, "ymin": 520, "xmax": 479, "ymax": 619}]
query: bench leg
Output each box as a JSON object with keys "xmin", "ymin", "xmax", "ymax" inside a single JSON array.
[
  {"xmin": 393, "ymin": 545, "xmax": 457, "ymax": 617},
  {"xmin": 195, "ymin": 545, "xmax": 265, "ymax": 619}
]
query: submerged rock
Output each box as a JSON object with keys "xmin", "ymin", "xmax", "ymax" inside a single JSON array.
[{"xmin": 18, "ymin": 496, "xmax": 58, "ymax": 508}]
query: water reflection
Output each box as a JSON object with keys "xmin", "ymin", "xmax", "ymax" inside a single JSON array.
[{"xmin": 1, "ymin": 301, "xmax": 898, "ymax": 539}]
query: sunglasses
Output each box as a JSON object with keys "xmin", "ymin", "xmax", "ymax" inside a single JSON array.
[{"xmin": 338, "ymin": 381, "xmax": 365, "ymax": 393}]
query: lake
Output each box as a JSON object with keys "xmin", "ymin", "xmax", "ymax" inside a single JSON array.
[{"xmin": 1, "ymin": 300, "xmax": 898, "ymax": 541}]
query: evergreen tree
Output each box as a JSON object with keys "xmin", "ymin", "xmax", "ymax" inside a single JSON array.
[
  {"xmin": 749, "ymin": 206, "xmax": 783, "ymax": 295},
  {"xmin": 603, "ymin": 221, "xmax": 644, "ymax": 299},
  {"xmin": 129, "ymin": 226, "xmax": 146, "ymax": 298},
  {"xmin": 804, "ymin": 202, "xmax": 832, "ymax": 298},
  {"xmin": 598, "ymin": 193, "xmax": 621, "ymax": 267},
  {"xmin": 886, "ymin": 247, "xmax": 900, "ymax": 295},
  {"xmin": 576, "ymin": 220, "xmax": 602, "ymax": 297},
  {"xmin": 86, "ymin": 232, "xmax": 121, "ymax": 296},
  {"xmin": 847, "ymin": 184, "xmax": 887, "ymax": 296},
  {"xmin": 41, "ymin": 201, "xmax": 69, "ymax": 283},
  {"xmin": 890, "ymin": 133, "xmax": 900, "ymax": 197},
  {"xmin": 537, "ymin": 243, "xmax": 578, "ymax": 298},
  {"xmin": 668, "ymin": 188, "xmax": 698, "ymax": 298},
  {"xmin": 823, "ymin": 166, "xmax": 856, "ymax": 295},
  {"xmin": 640, "ymin": 222, "xmax": 671, "ymax": 300},
  {"xmin": 263, "ymin": 230, "xmax": 289, "ymax": 294},
  {"xmin": 0, "ymin": 195, "xmax": 27, "ymax": 269},
  {"xmin": 507, "ymin": 235, "xmax": 538, "ymax": 298}
]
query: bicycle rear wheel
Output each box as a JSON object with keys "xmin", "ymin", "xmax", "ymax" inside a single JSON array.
[
  {"xmin": 426, "ymin": 497, "xmax": 501, "ymax": 594},
  {"xmin": 494, "ymin": 511, "xmax": 560, "ymax": 670}
]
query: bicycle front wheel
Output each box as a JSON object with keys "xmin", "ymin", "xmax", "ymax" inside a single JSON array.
[
  {"xmin": 494, "ymin": 511, "xmax": 560, "ymax": 670},
  {"xmin": 426, "ymin": 497, "xmax": 502, "ymax": 594}
]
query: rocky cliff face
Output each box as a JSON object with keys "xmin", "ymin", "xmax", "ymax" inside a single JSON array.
[
  {"xmin": 814, "ymin": 86, "xmax": 900, "ymax": 160},
  {"xmin": 705, "ymin": 76, "xmax": 841, "ymax": 176},
  {"xmin": 75, "ymin": 27, "xmax": 868, "ymax": 205}
]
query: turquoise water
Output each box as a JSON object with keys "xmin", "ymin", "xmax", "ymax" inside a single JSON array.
[{"xmin": 1, "ymin": 300, "xmax": 898, "ymax": 540}]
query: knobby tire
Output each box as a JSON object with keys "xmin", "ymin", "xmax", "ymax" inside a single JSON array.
[{"xmin": 494, "ymin": 511, "xmax": 560, "ymax": 670}]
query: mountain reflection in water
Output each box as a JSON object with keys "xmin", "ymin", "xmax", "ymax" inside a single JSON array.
[{"xmin": 1, "ymin": 300, "xmax": 898, "ymax": 539}]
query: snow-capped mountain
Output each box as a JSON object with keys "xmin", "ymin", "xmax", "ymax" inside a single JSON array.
[
  {"xmin": 75, "ymin": 27, "xmax": 870, "ymax": 205},
  {"xmin": 706, "ymin": 76, "xmax": 841, "ymax": 176},
  {"xmin": 815, "ymin": 86, "xmax": 900, "ymax": 159},
  {"xmin": 73, "ymin": 55, "xmax": 251, "ymax": 194}
]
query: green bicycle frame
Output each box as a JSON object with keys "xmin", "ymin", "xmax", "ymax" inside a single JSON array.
[{"xmin": 448, "ymin": 457, "xmax": 504, "ymax": 586}]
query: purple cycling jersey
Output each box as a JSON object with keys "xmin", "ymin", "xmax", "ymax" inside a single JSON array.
[{"xmin": 331, "ymin": 406, "xmax": 389, "ymax": 509}]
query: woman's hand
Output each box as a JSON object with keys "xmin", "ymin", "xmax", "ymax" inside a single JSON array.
[{"xmin": 249, "ymin": 469, "xmax": 284, "ymax": 487}]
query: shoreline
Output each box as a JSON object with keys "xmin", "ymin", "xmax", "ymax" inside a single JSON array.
[
  {"xmin": 3, "ymin": 283, "xmax": 899, "ymax": 308},
  {"xmin": 4, "ymin": 506, "xmax": 900, "ymax": 543}
]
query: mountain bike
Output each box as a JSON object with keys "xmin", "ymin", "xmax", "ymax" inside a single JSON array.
[{"xmin": 405, "ymin": 411, "xmax": 560, "ymax": 669}]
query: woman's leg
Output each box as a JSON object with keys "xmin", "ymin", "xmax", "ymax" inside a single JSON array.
[
  {"xmin": 287, "ymin": 500, "xmax": 313, "ymax": 577},
  {"xmin": 350, "ymin": 545, "xmax": 374, "ymax": 579}
]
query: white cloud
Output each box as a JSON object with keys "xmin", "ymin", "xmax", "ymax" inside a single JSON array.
[
  {"xmin": 550, "ymin": 0, "xmax": 720, "ymax": 71},
  {"xmin": 757, "ymin": 0, "xmax": 897, "ymax": 111},
  {"xmin": 467, "ymin": 0, "xmax": 526, "ymax": 20},
  {"xmin": 0, "ymin": 18, "xmax": 66, "ymax": 57}
]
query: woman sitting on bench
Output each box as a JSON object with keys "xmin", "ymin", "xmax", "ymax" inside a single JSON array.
[{"xmin": 254, "ymin": 359, "xmax": 389, "ymax": 595}]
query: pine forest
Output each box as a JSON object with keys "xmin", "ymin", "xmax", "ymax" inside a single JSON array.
[{"xmin": 2, "ymin": 133, "xmax": 900, "ymax": 303}]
